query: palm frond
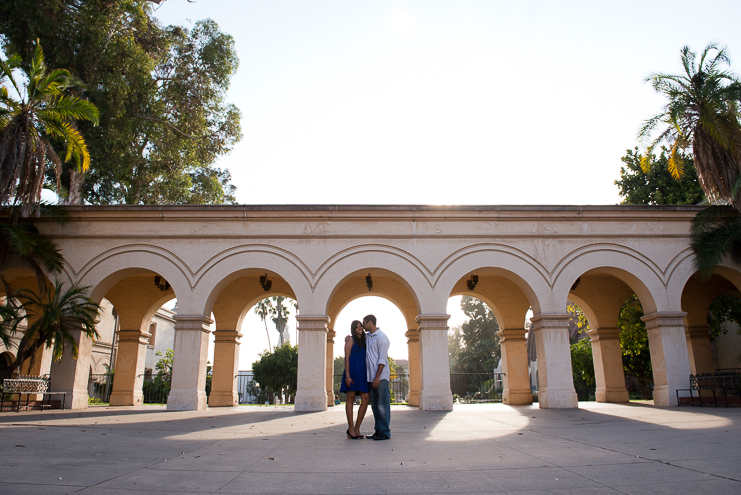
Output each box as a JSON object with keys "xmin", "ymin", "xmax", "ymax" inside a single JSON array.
[
  {"xmin": 33, "ymin": 69, "xmax": 73, "ymax": 97},
  {"xmin": 0, "ymin": 42, "xmax": 97, "ymax": 216},
  {"xmin": 38, "ymin": 96, "xmax": 100, "ymax": 125},
  {"xmin": 0, "ymin": 56, "xmax": 22, "ymax": 98},
  {"xmin": 45, "ymin": 121, "xmax": 91, "ymax": 171},
  {"xmin": 26, "ymin": 42, "xmax": 47, "ymax": 99},
  {"xmin": 691, "ymin": 205, "xmax": 741, "ymax": 279},
  {"xmin": 16, "ymin": 278, "xmax": 101, "ymax": 362}
]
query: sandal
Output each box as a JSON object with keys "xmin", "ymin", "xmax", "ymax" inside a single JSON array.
[{"xmin": 346, "ymin": 428, "xmax": 360, "ymax": 439}]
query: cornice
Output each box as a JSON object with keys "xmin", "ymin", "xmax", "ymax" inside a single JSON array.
[{"xmin": 21, "ymin": 204, "xmax": 703, "ymax": 225}]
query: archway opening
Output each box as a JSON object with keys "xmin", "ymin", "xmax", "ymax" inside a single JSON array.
[
  {"xmin": 82, "ymin": 269, "xmax": 178, "ymax": 406},
  {"xmin": 568, "ymin": 269, "xmax": 658, "ymax": 404},
  {"xmin": 446, "ymin": 295, "xmax": 502, "ymax": 404},
  {"xmin": 681, "ymin": 271, "xmax": 741, "ymax": 376},
  {"xmin": 233, "ymin": 295, "xmax": 298, "ymax": 405},
  {"xmin": 332, "ymin": 296, "xmax": 409, "ymax": 405},
  {"xmin": 447, "ymin": 268, "xmax": 537, "ymax": 406},
  {"xmin": 205, "ymin": 269, "xmax": 299, "ymax": 407}
]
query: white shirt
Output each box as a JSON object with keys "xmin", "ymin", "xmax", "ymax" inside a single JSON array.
[{"xmin": 365, "ymin": 328, "xmax": 390, "ymax": 382}]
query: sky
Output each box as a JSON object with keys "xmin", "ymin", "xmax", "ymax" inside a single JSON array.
[{"xmin": 148, "ymin": 1, "xmax": 741, "ymax": 369}]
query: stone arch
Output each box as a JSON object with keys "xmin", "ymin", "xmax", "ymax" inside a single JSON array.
[
  {"xmin": 552, "ymin": 247, "xmax": 663, "ymax": 315},
  {"xmin": 194, "ymin": 248, "xmax": 311, "ymax": 318},
  {"xmin": 667, "ymin": 252, "xmax": 741, "ymax": 310},
  {"xmin": 0, "ymin": 266, "xmax": 53, "ymax": 296},
  {"xmin": 433, "ymin": 246, "xmax": 546, "ymax": 315},
  {"xmin": 677, "ymin": 263, "xmax": 741, "ymax": 375},
  {"xmin": 78, "ymin": 250, "xmax": 190, "ymax": 308},
  {"xmin": 313, "ymin": 247, "xmax": 427, "ymax": 315},
  {"xmin": 205, "ymin": 268, "xmax": 298, "ymax": 331},
  {"xmin": 325, "ymin": 269, "xmax": 420, "ymax": 330}
]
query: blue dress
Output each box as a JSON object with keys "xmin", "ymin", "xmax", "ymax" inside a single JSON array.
[{"xmin": 340, "ymin": 341, "xmax": 370, "ymax": 393}]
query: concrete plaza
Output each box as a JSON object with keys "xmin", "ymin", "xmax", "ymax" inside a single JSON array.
[{"xmin": 0, "ymin": 402, "xmax": 739, "ymax": 494}]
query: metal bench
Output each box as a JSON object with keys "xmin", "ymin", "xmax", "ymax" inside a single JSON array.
[
  {"xmin": 1, "ymin": 375, "xmax": 66, "ymax": 412},
  {"xmin": 676, "ymin": 373, "xmax": 741, "ymax": 407}
]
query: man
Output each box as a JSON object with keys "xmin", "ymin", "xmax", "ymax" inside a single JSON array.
[{"xmin": 362, "ymin": 314, "xmax": 391, "ymax": 440}]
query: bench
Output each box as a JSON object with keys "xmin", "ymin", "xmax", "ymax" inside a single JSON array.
[
  {"xmin": 676, "ymin": 373, "xmax": 741, "ymax": 407},
  {"xmin": 1, "ymin": 375, "xmax": 66, "ymax": 412}
]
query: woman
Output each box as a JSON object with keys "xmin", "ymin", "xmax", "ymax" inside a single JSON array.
[{"xmin": 340, "ymin": 320, "xmax": 370, "ymax": 439}]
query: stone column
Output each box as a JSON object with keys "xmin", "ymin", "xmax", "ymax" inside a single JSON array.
[
  {"xmin": 530, "ymin": 314, "xmax": 578, "ymax": 408},
  {"xmin": 587, "ymin": 327, "xmax": 629, "ymax": 403},
  {"xmin": 326, "ymin": 330, "xmax": 336, "ymax": 407},
  {"xmin": 685, "ymin": 326, "xmax": 714, "ymax": 375},
  {"xmin": 405, "ymin": 329, "xmax": 420, "ymax": 407},
  {"xmin": 417, "ymin": 315, "xmax": 453, "ymax": 410},
  {"xmin": 49, "ymin": 328, "xmax": 94, "ymax": 409},
  {"xmin": 642, "ymin": 312, "xmax": 691, "ymax": 406},
  {"xmin": 499, "ymin": 328, "xmax": 532, "ymax": 405},
  {"xmin": 209, "ymin": 329, "xmax": 242, "ymax": 407},
  {"xmin": 294, "ymin": 315, "xmax": 329, "ymax": 412},
  {"xmin": 21, "ymin": 344, "xmax": 54, "ymax": 401},
  {"xmin": 167, "ymin": 314, "xmax": 213, "ymax": 411},
  {"xmin": 109, "ymin": 329, "xmax": 150, "ymax": 406}
]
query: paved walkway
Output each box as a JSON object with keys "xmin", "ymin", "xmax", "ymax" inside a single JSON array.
[{"xmin": 0, "ymin": 402, "xmax": 739, "ymax": 494}]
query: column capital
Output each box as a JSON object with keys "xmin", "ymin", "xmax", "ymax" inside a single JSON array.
[
  {"xmin": 529, "ymin": 313, "xmax": 571, "ymax": 330},
  {"xmin": 117, "ymin": 328, "xmax": 151, "ymax": 344},
  {"xmin": 327, "ymin": 330, "xmax": 336, "ymax": 342},
  {"xmin": 297, "ymin": 315, "xmax": 330, "ymax": 332},
  {"xmin": 405, "ymin": 329, "xmax": 419, "ymax": 342},
  {"xmin": 415, "ymin": 314, "xmax": 450, "ymax": 330},
  {"xmin": 587, "ymin": 327, "xmax": 620, "ymax": 341},
  {"xmin": 174, "ymin": 314, "xmax": 213, "ymax": 333},
  {"xmin": 641, "ymin": 311, "xmax": 686, "ymax": 329},
  {"xmin": 498, "ymin": 328, "xmax": 527, "ymax": 343},
  {"xmin": 213, "ymin": 329, "xmax": 243, "ymax": 342}
]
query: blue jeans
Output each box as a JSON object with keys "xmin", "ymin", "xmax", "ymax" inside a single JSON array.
[{"xmin": 369, "ymin": 379, "xmax": 391, "ymax": 437}]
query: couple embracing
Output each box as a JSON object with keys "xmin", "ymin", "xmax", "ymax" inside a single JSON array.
[{"xmin": 339, "ymin": 314, "xmax": 391, "ymax": 440}]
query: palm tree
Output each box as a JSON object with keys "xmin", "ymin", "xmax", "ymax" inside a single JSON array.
[
  {"xmin": 0, "ymin": 42, "xmax": 99, "ymax": 216},
  {"xmin": 0, "ymin": 278, "xmax": 101, "ymax": 382},
  {"xmin": 254, "ymin": 298, "xmax": 273, "ymax": 350},
  {"xmin": 690, "ymin": 204, "xmax": 741, "ymax": 278},
  {"xmin": 0, "ymin": 220, "xmax": 64, "ymax": 294},
  {"xmin": 639, "ymin": 43, "xmax": 741, "ymax": 210},
  {"xmin": 0, "ymin": 278, "xmax": 22, "ymax": 350},
  {"xmin": 271, "ymin": 296, "xmax": 292, "ymax": 346}
]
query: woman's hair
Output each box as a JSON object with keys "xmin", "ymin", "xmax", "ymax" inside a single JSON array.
[{"xmin": 351, "ymin": 320, "xmax": 366, "ymax": 348}]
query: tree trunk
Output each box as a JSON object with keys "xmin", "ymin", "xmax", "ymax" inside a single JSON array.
[{"xmin": 65, "ymin": 168, "xmax": 86, "ymax": 205}]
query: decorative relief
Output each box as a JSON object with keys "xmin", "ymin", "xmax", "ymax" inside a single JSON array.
[
  {"xmin": 641, "ymin": 312, "xmax": 687, "ymax": 329},
  {"xmin": 296, "ymin": 315, "xmax": 330, "ymax": 332},
  {"xmin": 302, "ymin": 223, "xmax": 328, "ymax": 235},
  {"xmin": 174, "ymin": 314, "xmax": 213, "ymax": 333},
  {"xmin": 532, "ymin": 222, "xmax": 556, "ymax": 235},
  {"xmin": 498, "ymin": 328, "xmax": 527, "ymax": 343},
  {"xmin": 415, "ymin": 314, "xmax": 450, "ymax": 331},
  {"xmin": 529, "ymin": 314, "xmax": 572, "ymax": 331},
  {"xmin": 213, "ymin": 330, "xmax": 243, "ymax": 343}
]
